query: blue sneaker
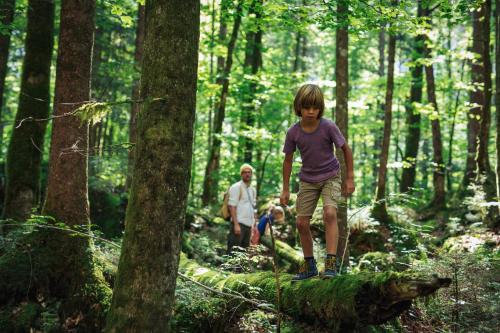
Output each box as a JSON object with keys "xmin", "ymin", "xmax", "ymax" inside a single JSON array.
[
  {"xmin": 291, "ymin": 258, "xmax": 318, "ymax": 282},
  {"xmin": 322, "ymin": 256, "xmax": 338, "ymax": 279}
]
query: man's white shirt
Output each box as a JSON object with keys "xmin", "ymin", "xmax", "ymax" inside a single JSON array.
[{"xmin": 228, "ymin": 181, "xmax": 256, "ymax": 227}]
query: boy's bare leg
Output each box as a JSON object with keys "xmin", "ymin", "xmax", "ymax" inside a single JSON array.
[
  {"xmin": 323, "ymin": 206, "xmax": 339, "ymax": 254},
  {"xmin": 297, "ymin": 215, "xmax": 314, "ymax": 257}
]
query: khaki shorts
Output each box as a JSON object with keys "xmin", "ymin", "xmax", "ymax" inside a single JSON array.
[{"xmin": 296, "ymin": 174, "xmax": 342, "ymax": 217}]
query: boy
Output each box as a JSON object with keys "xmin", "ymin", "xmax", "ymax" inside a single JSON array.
[
  {"xmin": 251, "ymin": 205, "xmax": 285, "ymax": 245},
  {"xmin": 280, "ymin": 84, "xmax": 355, "ymax": 281}
]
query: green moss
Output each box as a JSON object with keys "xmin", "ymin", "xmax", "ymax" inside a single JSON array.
[
  {"xmin": 356, "ymin": 251, "xmax": 397, "ymax": 272},
  {"xmin": 179, "ymin": 254, "xmax": 419, "ymax": 329},
  {"xmin": 0, "ymin": 228, "xmax": 112, "ymax": 332}
]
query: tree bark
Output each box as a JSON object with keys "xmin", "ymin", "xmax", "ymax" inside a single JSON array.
[
  {"xmin": 0, "ymin": 0, "xmax": 15, "ymax": 148},
  {"xmin": 422, "ymin": 17, "xmax": 446, "ymax": 210},
  {"xmin": 372, "ymin": 28, "xmax": 385, "ymax": 188},
  {"xmin": 242, "ymin": 0, "xmax": 263, "ymax": 163},
  {"xmin": 477, "ymin": 0, "xmax": 495, "ymax": 204},
  {"xmin": 496, "ymin": 0, "xmax": 500, "ymax": 220},
  {"xmin": 34, "ymin": 0, "xmax": 110, "ymax": 330},
  {"xmin": 126, "ymin": 4, "xmax": 145, "ymax": 190},
  {"xmin": 372, "ymin": 28, "xmax": 396, "ymax": 223},
  {"xmin": 43, "ymin": 0, "xmax": 95, "ymax": 253},
  {"xmin": 202, "ymin": 2, "xmax": 243, "ymax": 206},
  {"xmin": 334, "ymin": 0, "xmax": 350, "ymax": 265},
  {"xmin": 400, "ymin": 0, "xmax": 424, "ymax": 193},
  {"xmin": 464, "ymin": 0, "xmax": 491, "ymax": 188},
  {"xmin": 3, "ymin": 0, "xmax": 55, "ymax": 221},
  {"xmin": 105, "ymin": 0, "xmax": 200, "ymax": 331},
  {"xmin": 179, "ymin": 255, "xmax": 451, "ymax": 330}
]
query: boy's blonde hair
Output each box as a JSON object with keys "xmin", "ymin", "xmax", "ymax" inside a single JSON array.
[{"xmin": 293, "ymin": 84, "xmax": 325, "ymax": 118}]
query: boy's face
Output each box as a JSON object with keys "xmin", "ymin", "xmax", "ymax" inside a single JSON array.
[
  {"xmin": 301, "ymin": 107, "xmax": 320, "ymax": 120},
  {"xmin": 274, "ymin": 211, "xmax": 284, "ymax": 223}
]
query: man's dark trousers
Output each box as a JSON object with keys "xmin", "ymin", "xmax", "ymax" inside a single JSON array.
[{"xmin": 227, "ymin": 223, "xmax": 251, "ymax": 254}]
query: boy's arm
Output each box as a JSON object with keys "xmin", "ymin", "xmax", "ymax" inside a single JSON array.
[
  {"xmin": 341, "ymin": 143, "xmax": 355, "ymax": 196},
  {"xmin": 280, "ymin": 153, "xmax": 294, "ymax": 205}
]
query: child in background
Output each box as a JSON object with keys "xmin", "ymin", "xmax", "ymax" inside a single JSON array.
[
  {"xmin": 251, "ymin": 206, "xmax": 285, "ymax": 245},
  {"xmin": 280, "ymin": 84, "xmax": 355, "ymax": 281}
]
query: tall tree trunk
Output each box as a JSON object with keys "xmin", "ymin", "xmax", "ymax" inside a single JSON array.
[
  {"xmin": 126, "ymin": 4, "xmax": 145, "ymax": 190},
  {"xmin": 39, "ymin": 0, "xmax": 109, "ymax": 329},
  {"xmin": 446, "ymin": 60, "xmax": 466, "ymax": 193},
  {"xmin": 477, "ymin": 0, "xmax": 495, "ymax": 199},
  {"xmin": 43, "ymin": 0, "xmax": 95, "ymax": 257},
  {"xmin": 422, "ymin": 11, "xmax": 446, "ymax": 209},
  {"xmin": 207, "ymin": 0, "xmax": 217, "ymax": 152},
  {"xmin": 207, "ymin": 0, "xmax": 228, "ymax": 152},
  {"xmin": 400, "ymin": 0, "xmax": 424, "ymax": 193},
  {"xmin": 372, "ymin": 28, "xmax": 385, "ymax": 190},
  {"xmin": 242, "ymin": 0, "xmax": 263, "ymax": 163},
  {"xmin": 464, "ymin": 0, "xmax": 490, "ymax": 188},
  {"xmin": 3, "ymin": 0, "xmax": 55, "ymax": 221},
  {"xmin": 496, "ymin": 0, "xmax": 500, "ymax": 220},
  {"xmin": 88, "ymin": 26, "xmax": 103, "ymax": 175},
  {"xmin": 202, "ymin": 2, "xmax": 243, "ymax": 206},
  {"xmin": 334, "ymin": 0, "xmax": 349, "ymax": 265},
  {"xmin": 290, "ymin": 29, "xmax": 305, "ymax": 194},
  {"xmin": 0, "ymin": 0, "xmax": 15, "ymax": 148},
  {"xmin": 372, "ymin": 28, "xmax": 396, "ymax": 223},
  {"xmin": 105, "ymin": 0, "xmax": 200, "ymax": 330},
  {"xmin": 300, "ymin": 32, "xmax": 307, "ymax": 72}
]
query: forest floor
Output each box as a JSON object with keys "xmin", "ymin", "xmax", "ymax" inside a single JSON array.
[{"xmin": 0, "ymin": 193, "xmax": 499, "ymax": 332}]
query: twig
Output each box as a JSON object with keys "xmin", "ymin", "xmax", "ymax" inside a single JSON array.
[{"xmin": 267, "ymin": 215, "xmax": 283, "ymax": 332}]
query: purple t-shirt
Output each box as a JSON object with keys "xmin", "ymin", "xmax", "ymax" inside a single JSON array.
[{"xmin": 283, "ymin": 118, "xmax": 345, "ymax": 183}]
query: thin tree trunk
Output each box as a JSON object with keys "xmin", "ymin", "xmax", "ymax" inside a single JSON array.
[
  {"xmin": 496, "ymin": 0, "xmax": 500, "ymax": 219},
  {"xmin": 477, "ymin": 0, "xmax": 495, "ymax": 199},
  {"xmin": 400, "ymin": 0, "xmax": 424, "ymax": 193},
  {"xmin": 126, "ymin": 4, "xmax": 145, "ymax": 190},
  {"xmin": 334, "ymin": 0, "xmax": 349, "ymax": 265},
  {"xmin": 447, "ymin": 60, "xmax": 466, "ymax": 193},
  {"xmin": 422, "ymin": 13, "xmax": 446, "ymax": 209},
  {"xmin": 464, "ymin": 1, "xmax": 489, "ymax": 188},
  {"xmin": 0, "ymin": 0, "xmax": 15, "ymax": 148},
  {"xmin": 105, "ymin": 0, "xmax": 200, "ymax": 330},
  {"xmin": 300, "ymin": 33, "xmax": 307, "ymax": 72},
  {"xmin": 88, "ymin": 26, "xmax": 103, "ymax": 175},
  {"xmin": 421, "ymin": 136, "xmax": 430, "ymax": 190},
  {"xmin": 372, "ymin": 28, "xmax": 385, "ymax": 189},
  {"xmin": 3, "ymin": 0, "xmax": 55, "ymax": 221},
  {"xmin": 372, "ymin": 28, "xmax": 396, "ymax": 223},
  {"xmin": 207, "ymin": 0, "xmax": 228, "ymax": 152},
  {"xmin": 242, "ymin": 0, "xmax": 263, "ymax": 163},
  {"xmin": 207, "ymin": 0, "xmax": 216, "ymax": 152},
  {"xmin": 290, "ymin": 29, "xmax": 305, "ymax": 193},
  {"xmin": 202, "ymin": 2, "xmax": 243, "ymax": 206}
]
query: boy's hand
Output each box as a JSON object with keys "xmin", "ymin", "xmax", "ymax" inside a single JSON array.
[
  {"xmin": 343, "ymin": 178, "xmax": 355, "ymax": 197},
  {"xmin": 234, "ymin": 223, "xmax": 241, "ymax": 236},
  {"xmin": 280, "ymin": 190, "xmax": 290, "ymax": 206}
]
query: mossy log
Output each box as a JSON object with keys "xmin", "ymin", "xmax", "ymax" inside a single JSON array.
[
  {"xmin": 259, "ymin": 235, "xmax": 302, "ymax": 270},
  {"xmin": 179, "ymin": 256, "xmax": 450, "ymax": 331}
]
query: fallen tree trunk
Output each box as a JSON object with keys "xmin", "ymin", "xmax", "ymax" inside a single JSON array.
[
  {"xmin": 179, "ymin": 256, "xmax": 450, "ymax": 331},
  {"xmin": 259, "ymin": 235, "xmax": 302, "ymax": 270}
]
